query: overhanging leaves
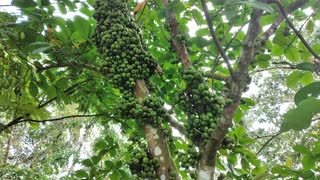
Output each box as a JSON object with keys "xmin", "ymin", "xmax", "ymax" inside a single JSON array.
[
  {"xmin": 280, "ymin": 97, "xmax": 320, "ymax": 132},
  {"xmin": 294, "ymin": 82, "xmax": 320, "ymax": 105}
]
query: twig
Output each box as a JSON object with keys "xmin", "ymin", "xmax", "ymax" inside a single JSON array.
[
  {"xmin": 200, "ymin": 0, "xmax": 235, "ymax": 78},
  {"xmin": 38, "ymin": 62, "xmax": 100, "ymax": 72},
  {"xmin": 274, "ymin": 1, "xmax": 320, "ymax": 61},
  {"xmin": 167, "ymin": 115, "xmax": 185, "ymax": 136},
  {"xmin": 260, "ymin": 0, "xmax": 309, "ymax": 44},
  {"xmin": 250, "ymin": 66, "xmax": 293, "ymax": 74},
  {"xmin": 256, "ymin": 132, "xmax": 282, "ymax": 155},
  {"xmin": 20, "ymin": 114, "xmax": 109, "ymax": 124}
]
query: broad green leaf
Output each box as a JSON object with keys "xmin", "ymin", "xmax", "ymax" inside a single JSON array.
[
  {"xmin": 227, "ymin": 152, "xmax": 237, "ymax": 165},
  {"xmin": 271, "ymin": 44, "xmax": 284, "ymax": 56},
  {"xmin": 95, "ymin": 140, "xmax": 108, "ymax": 150},
  {"xmin": 230, "ymin": 1, "xmax": 274, "ymax": 13},
  {"xmin": 80, "ymin": 6, "xmax": 94, "ymax": 17},
  {"xmin": 40, "ymin": 0, "xmax": 50, "ymax": 6},
  {"xmin": 212, "ymin": 0, "xmax": 225, "ymax": 5},
  {"xmin": 293, "ymin": 145, "xmax": 311, "ymax": 154},
  {"xmin": 191, "ymin": 9, "xmax": 205, "ymax": 25},
  {"xmin": 271, "ymin": 166, "xmax": 292, "ymax": 176},
  {"xmin": 28, "ymin": 81, "xmax": 38, "ymax": 97},
  {"xmin": 234, "ymin": 126, "xmax": 245, "ymax": 139},
  {"xmin": 234, "ymin": 108, "xmax": 243, "ymax": 123},
  {"xmin": 280, "ymin": 97, "xmax": 320, "ymax": 132},
  {"xmin": 252, "ymin": 166, "xmax": 266, "ymax": 175},
  {"xmin": 82, "ymin": 159, "xmax": 94, "ymax": 167},
  {"xmin": 190, "ymin": 36, "xmax": 211, "ymax": 48},
  {"xmin": 286, "ymin": 71, "xmax": 304, "ymax": 88},
  {"xmin": 300, "ymin": 72, "xmax": 313, "ymax": 85},
  {"xmin": 302, "ymin": 155, "xmax": 315, "ymax": 170},
  {"xmin": 285, "ymin": 47, "xmax": 299, "ymax": 62},
  {"xmin": 294, "ymin": 82, "xmax": 320, "ymax": 105},
  {"xmin": 74, "ymin": 15, "xmax": 91, "ymax": 39},
  {"xmin": 58, "ymin": 3, "xmax": 67, "ymax": 14},
  {"xmin": 306, "ymin": 20, "xmax": 315, "ymax": 33},
  {"xmin": 12, "ymin": 0, "xmax": 37, "ymax": 8},
  {"xmin": 47, "ymin": 86, "xmax": 57, "ymax": 99},
  {"xmin": 32, "ymin": 46, "xmax": 52, "ymax": 55},
  {"xmin": 296, "ymin": 62, "xmax": 315, "ymax": 72},
  {"xmin": 91, "ymin": 156, "xmax": 101, "ymax": 165},
  {"xmin": 75, "ymin": 170, "xmax": 89, "ymax": 178},
  {"xmin": 110, "ymin": 171, "xmax": 121, "ymax": 180}
]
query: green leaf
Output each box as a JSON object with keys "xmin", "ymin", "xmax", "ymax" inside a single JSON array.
[
  {"xmin": 191, "ymin": 9, "xmax": 205, "ymax": 25},
  {"xmin": 234, "ymin": 108, "xmax": 243, "ymax": 123},
  {"xmin": 82, "ymin": 159, "xmax": 94, "ymax": 167},
  {"xmin": 110, "ymin": 171, "xmax": 121, "ymax": 180},
  {"xmin": 73, "ymin": 15, "xmax": 91, "ymax": 39},
  {"xmin": 295, "ymin": 82, "xmax": 320, "ymax": 105},
  {"xmin": 190, "ymin": 36, "xmax": 211, "ymax": 48},
  {"xmin": 286, "ymin": 71, "xmax": 304, "ymax": 88},
  {"xmin": 91, "ymin": 156, "xmax": 101, "ymax": 165},
  {"xmin": 306, "ymin": 20, "xmax": 315, "ymax": 33},
  {"xmin": 28, "ymin": 82, "xmax": 38, "ymax": 97},
  {"xmin": 234, "ymin": 126, "xmax": 245, "ymax": 140},
  {"xmin": 95, "ymin": 140, "xmax": 108, "ymax": 150},
  {"xmin": 285, "ymin": 46, "xmax": 299, "ymax": 62},
  {"xmin": 58, "ymin": 3, "xmax": 67, "ymax": 14},
  {"xmin": 230, "ymin": 1, "xmax": 274, "ymax": 13},
  {"xmin": 12, "ymin": 0, "xmax": 37, "ymax": 8},
  {"xmin": 296, "ymin": 62, "xmax": 315, "ymax": 72},
  {"xmin": 293, "ymin": 145, "xmax": 311, "ymax": 154},
  {"xmin": 32, "ymin": 46, "xmax": 52, "ymax": 55},
  {"xmin": 300, "ymin": 72, "xmax": 313, "ymax": 85},
  {"xmin": 75, "ymin": 170, "xmax": 89, "ymax": 178},
  {"xmin": 80, "ymin": 6, "xmax": 94, "ymax": 17},
  {"xmin": 271, "ymin": 166, "xmax": 292, "ymax": 176},
  {"xmin": 302, "ymin": 155, "xmax": 315, "ymax": 170},
  {"xmin": 271, "ymin": 44, "xmax": 284, "ymax": 56},
  {"xmin": 252, "ymin": 166, "xmax": 266, "ymax": 175},
  {"xmin": 280, "ymin": 97, "xmax": 320, "ymax": 132}
]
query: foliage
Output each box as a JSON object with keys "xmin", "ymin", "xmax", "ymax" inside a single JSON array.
[{"xmin": 0, "ymin": 0, "xmax": 320, "ymax": 179}]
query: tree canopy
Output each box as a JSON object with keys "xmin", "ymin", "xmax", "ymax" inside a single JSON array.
[{"xmin": 0, "ymin": 0, "xmax": 320, "ymax": 179}]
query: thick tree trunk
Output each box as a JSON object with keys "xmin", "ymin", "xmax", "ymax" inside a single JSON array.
[{"xmin": 134, "ymin": 80, "xmax": 180, "ymax": 180}]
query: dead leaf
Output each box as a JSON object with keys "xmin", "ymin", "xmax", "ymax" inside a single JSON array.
[{"xmin": 134, "ymin": 0, "xmax": 148, "ymax": 15}]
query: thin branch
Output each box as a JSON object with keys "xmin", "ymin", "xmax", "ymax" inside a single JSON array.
[
  {"xmin": 250, "ymin": 66, "xmax": 293, "ymax": 74},
  {"xmin": 260, "ymin": 0, "xmax": 309, "ymax": 44},
  {"xmin": 38, "ymin": 78, "xmax": 92, "ymax": 108},
  {"xmin": 162, "ymin": 0, "xmax": 192, "ymax": 68},
  {"xmin": 224, "ymin": 20, "xmax": 249, "ymax": 51},
  {"xmin": 275, "ymin": 1, "xmax": 320, "ymax": 61},
  {"xmin": 167, "ymin": 115, "xmax": 185, "ymax": 136},
  {"xmin": 256, "ymin": 132, "xmax": 282, "ymax": 155},
  {"xmin": 205, "ymin": 73, "xmax": 228, "ymax": 82},
  {"xmin": 200, "ymin": 0, "xmax": 234, "ymax": 78},
  {"xmin": 38, "ymin": 62, "xmax": 100, "ymax": 72},
  {"xmin": 21, "ymin": 114, "xmax": 109, "ymax": 124}
]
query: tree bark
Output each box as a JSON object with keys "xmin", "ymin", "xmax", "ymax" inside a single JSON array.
[{"xmin": 134, "ymin": 80, "xmax": 180, "ymax": 180}]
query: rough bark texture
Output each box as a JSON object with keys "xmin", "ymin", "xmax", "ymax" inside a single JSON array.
[
  {"xmin": 162, "ymin": 0, "xmax": 192, "ymax": 68},
  {"xmin": 134, "ymin": 80, "xmax": 180, "ymax": 180},
  {"xmin": 196, "ymin": 9, "xmax": 264, "ymax": 179}
]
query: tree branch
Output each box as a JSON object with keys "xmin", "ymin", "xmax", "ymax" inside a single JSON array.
[
  {"xmin": 20, "ymin": 114, "xmax": 109, "ymax": 124},
  {"xmin": 38, "ymin": 78, "xmax": 92, "ymax": 108},
  {"xmin": 162, "ymin": 0, "xmax": 192, "ymax": 68},
  {"xmin": 256, "ymin": 132, "xmax": 282, "ymax": 155},
  {"xmin": 38, "ymin": 62, "xmax": 100, "ymax": 72},
  {"xmin": 274, "ymin": 0, "xmax": 320, "ymax": 61},
  {"xmin": 167, "ymin": 115, "xmax": 185, "ymax": 136},
  {"xmin": 198, "ymin": 9, "xmax": 264, "ymax": 179},
  {"xmin": 260, "ymin": 0, "xmax": 309, "ymax": 45},
  {"xmin": 200, "ymin": 0, "xmax": 234, "ymax": 78}
]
